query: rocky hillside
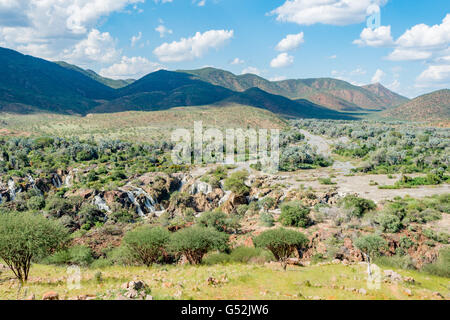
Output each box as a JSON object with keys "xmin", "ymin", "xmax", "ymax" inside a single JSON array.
[
  {"xmin": 382, "ymin": 89, "xmax": 450, "ymax": 121},
  {"xmin": 182, "ymin": 68, "xmax": 409, "ymax": 111}
]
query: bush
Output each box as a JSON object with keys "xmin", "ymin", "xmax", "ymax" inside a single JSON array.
[
  {"xmin": 203, "ymin": 247, "xmax": 274, "ymax": 265},
  {"xmin": 224, "ymin": 171, "xmax": 249, "ymax": 196},
  {"xmin": 421, "ymin": 247, "xmax": 450, "ymax": 278},
  {"xmin": 170, "ymin": 227, "xmax": 229, "ymax": 265},
  {"xmin": 197, "ymin": 211, "xmax": 239, "ymax": 233},
  {"xmin": 374, "ymin": 255, "xmax": 416, "ymax": 270},
  {"xmin": 27, "ymin": 196, "xmax": 45, "ymax": 211},
  {"xmin": 123, "ymin": 226, "xmax": 171, "ymax": 266},
  {"xmin": 354, "ymin": 234, "xmax": 387, "ymax": 260},
  {"xmin": 280, "ymin": 202, "xmax": 311, "ymax": 227},
  {"xmin": 338, "ymin": 195, "xmax": 376, "ymax": 218},
  {"xmin": 259, "ymin": 212, "xmax": 275, "ymax": 227},
  {"xmin": 253, "ymin": 228, "xmax": 308, "ymax": 270},
  {"xmin": 45, "ymin": 245, "xmax": 94, "ymax": 267},
  {"xmin": 377, "ymin": 213, "xmax": 403, "ymax": 233},
  {"xmin": 0, "ymin": 211, "xmax": 69, "ymax": 282}
]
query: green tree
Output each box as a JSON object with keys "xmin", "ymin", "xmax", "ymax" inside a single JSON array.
[
  {"xmin": 0, "ymin": 212, "xmax": 69, "ymax": 282},
  {"xmin": 123, "ymin": 226, "xmax": 171, "ymax": 267},
  {"xmin": 224, "ymin": 171, "xmax": 249, "ymax": 196},
  {"xmin": 253, "ymin": 228, "xmax": 308, "ymax": 270},
  {"xmin": 170, "ymin": 227, "xmax": 229, "ymax": 265},
  {"xmin": 354, "ymin": 234, "xmax": 387, "ymax": 275},
  {"xmin": 280, "ymin": 202, "xmax": 311, "ymax": 227}
]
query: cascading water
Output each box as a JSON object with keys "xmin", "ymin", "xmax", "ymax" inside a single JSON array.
[
  {"xmin": 52, "ymin": 174, "xmax": 62, "ymax": 188},
  {"xmin": 8, "ymin": 179, "xmax": 17, "ymax": 201},
  {"xmin": 94, "ymin": 195, "xmax": 111, "ymax": 213}
]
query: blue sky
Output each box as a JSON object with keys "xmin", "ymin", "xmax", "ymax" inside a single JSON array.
[{"xmin": 0, "ymin": 1, "xmax": 449, "ymax": 98}]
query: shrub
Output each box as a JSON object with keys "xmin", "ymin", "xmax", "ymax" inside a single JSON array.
[
  {"xmin": 354, "ymin": 234, "xmax": 387, "ymax": 261},
  {"xmin": 45, "ymin": 245, "xmax": 94, "ymax": 267},
  {"xmin": 27, "ymin": 196, "xmax": 45, "ymax": 211},
  {"xmin": 0, "ymin": 211, "xmax": 69, "ymax": 282},
  {"xmin": 338, "ymin": 195, "xmax": 376, "ymax": 218},
  {"xmin": 280, "ymin": 202, "xmax": 311, "ymax": 227},
  {"xmin": 78, "ymin": 204, "xmax": 105, "ymax": 230},
  {"xmin": 123, "ymin": 226, "xmax": 171, "ymax": 266},
  {"xmin": 170, "ymin": 227, "xmax": 229, "ymax": 265},
  {"xmin": 421, "ymin": 247, "xmax": 450, "ymax": 278},
  {"xmin": 224, "ymin": 171, "xmax": 249, "ymax": 196},
  {"xmin": 259, "ymin": 212, "xmax": 275, "ymax": 227},
  {"xmin": 253, "ymin": 228, "xmax": 308, "ymax": 270},
  {"xmin": 197, "ymin": 211, "xmax": 239, "ymax": 233},
  {"xmin": 374, "ymin": 255, "xmax": 416, "ymax": 270},
  {"xmin": 377, "ymin": 213, "xmax": 403, "ymax": 233},
  {"xmin": 229, "ymin": 247, "xmax": 274, "ymax": 264}
]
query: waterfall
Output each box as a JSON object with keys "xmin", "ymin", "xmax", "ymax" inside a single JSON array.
[
  {"xmin": 65, "ymin": 174, "xmax": 73, "ymax": 187},
  {"xmin": 27, "ymin": 175, "xmax": 42, "ymax": 195},
  {"xmin": 52, "ymin": 174, "xmax": 62, "ymax": 188},
  {"xmin": 94, "ymin": 195, "xmax": 111, "ymax": 213},
  {"xmin": 219, "ymin": 191, "xmax": 232, "ymax": 206},
  {"xmin": 8, "ymin": 179, "xmax": 16, "ymax": 201},
  {"xmin": 0, "ymin": 193, "xmax": 2, "ymax": 204}
]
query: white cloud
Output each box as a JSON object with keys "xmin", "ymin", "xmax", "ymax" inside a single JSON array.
[
  {"xmin": 275, "ymin": 32, "xmax": 304, "ymax": 51},
  {"xmin": 269, "ymin": 75, "xmax": 287, "ymax": 81},
  {"xmin": 100, "ymin": 56, "xmax": 164, "ymax": 79},
  {"xmin": 371, "ymin": 69, "xmax": 385, "ymax": 83},
  {"xmin": 396, "ymin": 14, "xmax": 450, "ymax": 48},
  {"xmin": 241, "ymin": 67, "xmax": 261, "ymax": 76},
  {"xmin": 62, "ymin": 29, "xmax": 121, "ymax": 66},
  {"xmin": 131, "ymin": 31, "xmax": 142, "ymax": 47},
  {"xmin": 270, "ymin": 52, "xmax": 294, "ymax": 68},
  {"xmin": 230, "ymin": 58, "xmax": 244, "ymax": 65},
  {"xmin": 0, "ymin": 0, "xmax": 143, "ymax": 62},
  {"xmin": 416, "ymin": 64, "xmax": 450, "ymax": 87},
  {"xmin": 353, "ymin": 26, "xmax": 394, "ymax": 47},
  {"xmin": 153, "ymin": 29, "xmax": 234, "ymax": 62},
  {"xmin": 271, "ymin": 0, "xmax": 388, "ymax": 26},
  {"xmin": 329, "ymin": 54, "xmax": 337, "ymax": 59},
  {"xmin": 386, "ymin": 48, "xmax": 432, "ymax": 61},
  {"xmin": 155, "ymin": 25, "xmax": 173, "ymax": 38}
]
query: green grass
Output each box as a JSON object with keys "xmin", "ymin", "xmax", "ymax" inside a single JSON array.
[{"xmin": 0, "ymin": 262, "xmax": 448, "ymax": 300}]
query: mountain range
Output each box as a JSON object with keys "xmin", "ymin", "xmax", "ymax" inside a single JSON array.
[{"xmin": 0, "ymin": 46, "xmax": 447, "ymax": 121}]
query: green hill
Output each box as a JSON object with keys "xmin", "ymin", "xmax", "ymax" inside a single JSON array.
[
  {"xmin": 382, "ymin": 89, "xmax": 450, "ymax": 122},
  {"xmin": 181, "ymin": 67, "xmax": 409, "ymax": 111},
  {"xmin": 55, "ymin": 61, "xmax": 134, "ymax": 89},
  {"xmin": 0, "ymin": 47, "xmax": 115, "ymax": 114}
]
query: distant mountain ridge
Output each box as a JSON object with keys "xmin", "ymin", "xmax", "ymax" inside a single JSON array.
[
  {"xmin": 382, "ymin": 89, "xmax": 450, "ymax": 122},
  {"xmin": 55, "ymin": 61, "xmax": 135, "ymax": 89},
  {"xmin": 180, "ymin": 67, "xmax": 409, "ymax": 111},
  {"xmin": 0, "ymin": 46, "xmax": 425, "ymax": 121}
]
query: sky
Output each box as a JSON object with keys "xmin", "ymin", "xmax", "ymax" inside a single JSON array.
[{"xmin": 0, "ymin": 0, "xmax": 449, "ymax": 98}]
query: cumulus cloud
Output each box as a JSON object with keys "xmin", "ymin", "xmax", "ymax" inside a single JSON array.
[
  {"xmin": 416, "ymin": 64, "xmax": 450, "ymax": 87},
  {"xmin": 275, "ymin": 32, "xmax": 304, "ymax": 51},
  {"xmin": 155, "ymin": 25, "xmax": 173, "ymax": 38},
  {"xmin": 371, "ymin": 69, "xmax": 385, "ymax": 83},
  {"xmin": 271, "ymin": 0, "xmax": 388, "ymax": 26},
  {"xmin": 153, "ymin": 29, "xmax": 234, "ymax": 62},
  {"xmin": 386, "ymin": 48, "xmax": 432, "ymax": 61},
  {"xmin": 353, "ymin": 26, "xmax": 394, "ymax": 47},
  {"xmin": 62, "ymin": 29, "xmax": 121, "ymax": 66},
  {"xmin": 100, "ymin": 56, "xmax": 164, "ymax": 79},
  {"xmin": 0, "ymin": 0, "xmax": 143, "ymax": 62},
  {"xmin": 396, "ymin": 14, "xmax": 450, "ymax": 48},
  {"xmin": 230, "ymin": 58, "xmax": 244, "ymax": 65},
  {"xmin": 270, "ymin": 52, "xmax": 294, "ymax": 68},
  {"xmin": 131, "ymin": 32, "xmax": 142, "ymax": 47},
  {"xmin": 241, "ymin": 67, "xmax": 261, "ymax": 76}
]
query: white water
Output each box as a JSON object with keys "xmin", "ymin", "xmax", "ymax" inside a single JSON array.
[
  {"xmin": 190, "ymin": 181, "xmax": 213, "ymax": 195},
  {"xmin": 8, "ymin": 179, "xmax": 17, "ymax": 201},
  {"xmin": 94, "ymin": 195, "xmax": 111, "ymax": 213}
]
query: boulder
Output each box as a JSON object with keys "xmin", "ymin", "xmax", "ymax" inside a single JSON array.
[{"xmin": 42, "ymin": 291, "xmax": 59, "ymax": 300}]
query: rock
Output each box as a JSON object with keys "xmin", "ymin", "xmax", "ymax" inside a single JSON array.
[
  {"xmin": 145, "ymin": 295, "xmax": 153, "ymax": 300},
  {"xmin": 42, "ymin": 291, "xmax": 59, "ymax": 300},
  {"xmin": 383, "ymin": 270, "xmax": 403, "ymax": 282},
  {"xmin": 25, "ymin": 294, "xmax": 35, "ymax": 300},
  {"xmin": 403, "ymin": 289, "xmax": 413, "ymax": 297},
  {"xmin": 121, "ymin": 280, "xmax": 147, "ymax": 291},
  {"xmin": 332, "ymin": 259, "xmax": 341, "ymax": 265},
  {"xmin": 358, "ymin": 288, "xmax": 367, "ymax": 295},
  {"xmin": 433, "ymin": 292, "xmax": 444, "ymax": 300}
]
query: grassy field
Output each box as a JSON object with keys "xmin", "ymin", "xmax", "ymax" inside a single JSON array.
[
  {"xmin": 0, "ymin": 104, "xmax": 287, "ymax": 143},
  {"xmin": 1, "ymin": 262, "xmax": 448, "ymax": 300}
]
